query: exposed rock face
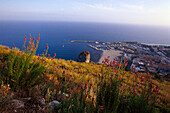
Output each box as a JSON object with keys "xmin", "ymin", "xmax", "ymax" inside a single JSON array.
[{"xmin": 77, "ymin": 51, "xmax": 90, "ymax": 63}]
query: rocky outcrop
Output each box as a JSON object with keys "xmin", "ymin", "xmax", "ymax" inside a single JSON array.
[{"xmin": 77, "ymin": 51, "xmax": 90, "ymax": 63}]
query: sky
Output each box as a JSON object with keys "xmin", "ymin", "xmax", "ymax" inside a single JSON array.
[{"xmin": 0, "ymin": 0, "xmax": 170, "ymax": 26}]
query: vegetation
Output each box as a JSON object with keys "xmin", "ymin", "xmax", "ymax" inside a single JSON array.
[{"xmin": 0, "ymin": 34, "xmax": 169, "ymax": 112}]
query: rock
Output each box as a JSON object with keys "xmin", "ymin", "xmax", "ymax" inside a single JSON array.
[
  {"xmin": 11, "ymin": 99, "xmax": 25, "ymax": 109},
  {"xmin": 77, "ymin": 51, "xmax": 90, "ymax": 63},
  {"xmin": 48, "ymin": 100, "xmax": 60, "ymax": 111}
]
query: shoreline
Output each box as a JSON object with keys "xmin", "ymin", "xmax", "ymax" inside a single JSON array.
[
  {"xmin": 71, "ymin": 40, "xmax": 170, "ymax": 47},
  {"xmin": 97, "ymin": 49, "xmax": 122, "ymax": 64}
]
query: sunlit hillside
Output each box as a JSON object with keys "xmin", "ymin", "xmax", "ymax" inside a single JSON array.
[{"xmin": 0, "ymin": 43, "xmax": 169, "ymax": 112}]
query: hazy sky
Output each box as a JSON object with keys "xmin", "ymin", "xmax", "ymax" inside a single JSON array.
[{"xmin": 0, "ymin": 0, "xmax": 170, "ymax": 26}]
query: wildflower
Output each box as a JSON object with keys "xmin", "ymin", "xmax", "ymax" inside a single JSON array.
[
  {"xmin": 79, "ymin": 84, "xmax": 82, "ymax": 87},
  {"xmin": 100, "ymin": 107, "xmax": 104, "ymax": 110},
  {"xmin": 46, "ymin": 44, "xmax": 49, "ymax": 49},
  {"xmin": 28, "ymin": 41, "xmax": 31, "ymax": 44},
  {"xmin": 132, "ymin": 66, "xmax": 134, "ymax": 69},
  {"xmin": 53, "ymin": 53, "xmax": 56, "ymax": 57},
  {"xmin": 99, "ymin": 105, "xmax": 104, "ymax": 110},
  {"xmin": 124, "ymin": 99, "xmax": 127, "ymax": 103},
  {"xmin": 117, "ymin": 100, "xmax": 120, "ymax": 103},
  {"xmin": 118, "ymin": 64, "xmax": 122, "ymax": 67},
  {"xmin": 24, "ymin": 37, "xmax": 26, "ymax": 41},
  {"xmin": 114, "ymin": 70, "xmax": 117, "ymax": 73},
  {"xmin": 61, "ymin": 98, "xmax": 64, "ymax": 101},
  {"xmin": 113, "ymin": 61, "xmax": 116, "ymax": 65},
  {"xmin": 33, "ymin": 37, "xmax": 35, "ymax": 40},
  {"xmin": 125, "ymin": 62, "xmax": 128, "ymax": 67},
  {"xmin": 63, "ymin": 71, "xmax": 65, "ymax": 74}
]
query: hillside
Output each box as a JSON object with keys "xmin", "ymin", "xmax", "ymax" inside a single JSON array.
[{"xmin": 0, "ymin": 40, "xmax": 170, "ymax": 113}]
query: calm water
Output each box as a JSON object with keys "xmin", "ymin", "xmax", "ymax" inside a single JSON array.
[{"xmin": 0, "ymin": 21, "xmax": 170, "ymax": 61}]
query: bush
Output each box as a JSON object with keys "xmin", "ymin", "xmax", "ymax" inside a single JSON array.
[
  {"xmin": 51, "ymin": 57, "xmax": 162, "ymax": 113},
  {"xmin": 0, "ymin": 34, "xmax": 47, "ymax": 97}
]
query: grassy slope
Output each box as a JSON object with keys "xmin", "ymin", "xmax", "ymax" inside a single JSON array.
[{"xmin": 0, "ymin": 45, "xmax": 169, "ymax": 107}]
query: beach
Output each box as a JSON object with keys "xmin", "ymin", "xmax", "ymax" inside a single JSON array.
[{"xmin": 97, "ymin": 49, "xmax": 122, "ymax": 63}]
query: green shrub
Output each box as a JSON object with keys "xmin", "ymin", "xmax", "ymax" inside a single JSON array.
[{"xmin": 1, "ymin": 34, "xmax": 47, "ymax": 97}]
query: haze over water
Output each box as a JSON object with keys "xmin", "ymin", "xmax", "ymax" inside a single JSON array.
[{"xmin": 0, "ymin": 21, "xmax": 170, "ymax": 61}]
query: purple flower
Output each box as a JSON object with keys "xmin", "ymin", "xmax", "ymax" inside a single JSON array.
[
  {"xmin": 61, "ymin": 98, "xmax": 64, "ymax": 101},
  {"xmin": 99, "ymin": 105, "xmax": 104, "ymax": 110}
]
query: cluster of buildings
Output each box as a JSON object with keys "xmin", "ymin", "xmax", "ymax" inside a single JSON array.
[{"xmin": 90, "ymin": 41, "xmax": 170, "ymax": 80}]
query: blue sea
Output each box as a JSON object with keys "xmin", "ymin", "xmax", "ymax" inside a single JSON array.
[{"xmin": 0, "ymin": 21, "xmax": 170, "ymax": 62}]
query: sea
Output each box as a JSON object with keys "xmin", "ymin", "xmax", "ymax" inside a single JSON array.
[{"xmin": 0, "ymin": 21, "xmax": 170, "ymax": 62}]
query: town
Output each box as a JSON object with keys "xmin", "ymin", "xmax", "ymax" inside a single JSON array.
[{"xmin": 85, "ymin": 41, "xmax": 170, "ymax": 80}]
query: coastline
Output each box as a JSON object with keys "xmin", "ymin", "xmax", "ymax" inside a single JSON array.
[
  {"xmin": 97, "ymin": 49, "xmax": 122, "ymax": 64},
  {"xmin": 90, "ymin": 50, "xmax": 103, "ymax": 63}
]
